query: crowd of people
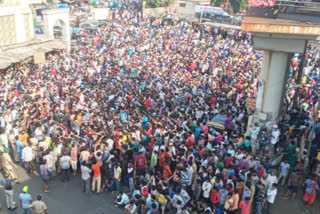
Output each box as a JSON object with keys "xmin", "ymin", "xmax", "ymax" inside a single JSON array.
[{"xmin": 0, "ymin": 2, "xmax": 319, "ymax": 214}]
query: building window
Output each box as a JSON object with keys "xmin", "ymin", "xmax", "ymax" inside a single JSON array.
[{"xmin": 179, "ymin": 3, "xmax": 186, "ymax": 7}]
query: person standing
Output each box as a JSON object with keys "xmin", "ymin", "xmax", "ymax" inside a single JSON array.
[
  {"xmin": 29, "ymin": 195, "xmax": 47, "ymax": 214},
  {"xmin": 127, "ymin": 163, "xmax": 134, "ymax": 193},
  {"xmin": 15, "ymin": 136, "xmax": 24, "ymax": 166},
  {"xmin": 8, "ymin": 130, "xmax": 19, "ymax": 162},
  {"xmin": 22, "ymin": 143, "xmax": 37, "ymax": 174},
  {"xmin": 19, "ymin": 186, "xmax": 32, "ymax": 214},
  {"xmin": 91, "ymin": 157, "xmax": 103, "ymax": 194},
  {"xmin": 255, "ymin": 183, "xmax": 266, "ymax": 214},
  {"xmin": 0, "ymin": 173, "xmax": 17, "ymax": 210},
  {"xmin": 230, "ymin": 189, "xmax": 239, "ymax": 214},
  {"xmin": 40, "ymin": 160, "xmax": 51, "ymax": 193},
  {"xmin": 134, "ymin": 151, "xmax": 146, "ymax": 177},
  {"xmin": 266, "ymin": 183, "xmax": 278, "ymax": 214},
  {"xmin": 1, "ymin": 148, "xmax": 18, "ymax": 180},
  {"xmin": 202, "ymin": 177, "xmax": 212, "ymax": 204},
  {"xmin": 111, "ymin": 162, "xmax": 122, "ymax": 193},
  {"xmin": 239, "ymin": 197, "xmax": 252, "ymax": 214},
  {"xmin": 70, "ymin": 144, "xmax": 78, "ymax": 176},
  {"xmin": 81, "ymin": 161, "xmax": 91, "ymax": 194},
  {"xmin": 249, "ymin": 121, "xmax": 260, "ymax": 154},
  {"xmin": 60, "ymin": 151, "xmax": 71, "ymax": 182},
  {"xmin": 278, "ymin": 159, "xmax": 290, "ymax": 186},
  {"xmin": 270, "ymin": 125, "xmax": 280, "ymax": 154}
]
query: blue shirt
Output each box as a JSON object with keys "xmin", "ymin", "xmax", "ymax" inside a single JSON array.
[
  {"xmin": 16, "ymin": 140, "xmax": 23, "ymax": 154},
  {"xmin": 19, "ymin": 193, "xmax": 32, "ymax": 209},
  {"xmin": 147, "ymin": 199, "xmax": 159, "ymax": 214}
]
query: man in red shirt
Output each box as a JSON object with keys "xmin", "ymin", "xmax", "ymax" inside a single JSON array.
[
  {"xmin": 145, "ymin": 97, "xmax": 151, "ymax": 109},
  {"xmin": 239, "ymin": 197, "xmax": 252, "ymax": 214},
  {"xmin": 134, "ymin": 151, "xmax": 146, "ymax": 177},
  {"xmin": 91, "ymin": 158, "xmax": 102, "ymax": 194}
]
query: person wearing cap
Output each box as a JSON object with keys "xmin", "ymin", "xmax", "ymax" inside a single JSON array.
[
  {"xmin": 0, "ymin": 173, "xmax": 17, "ymax": 210},
  {"xmin": 270, "ymin": 125, "xmax": 280, "ymax": 154},
  {"xmin": 29, "ymin": 195, "xmax": 47, "ymax": 214},
  {"xmin": 1, "ymin": 147, "xmax": 18, "ymax": 180},
  {"xmin": 19, "ymin": 186, "xmax": 32, "ymax": 214}
]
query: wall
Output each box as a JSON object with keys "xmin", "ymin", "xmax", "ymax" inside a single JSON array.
[
  {"xmin": 92, "ymin": 8, "xmax": 109, "ymax": 20},
  {"xmin": 171, "ymin": 0, "xmax": 210, "ymax": 18},
  {"xmin": 0, "ymin": 5, "xmax": 34, "ymax": 46},
  {"xmin": 42, "ymin": 8, "xmax": 71, "ymax": 51},
  {"xmin": 143, "ymin": 7, "xmax": 167, "ymax": 17}
]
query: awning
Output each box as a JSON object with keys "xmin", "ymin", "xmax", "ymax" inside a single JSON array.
[{"xmin": 0, "ymin": 37, "xmax": 66, "ymax": 69}]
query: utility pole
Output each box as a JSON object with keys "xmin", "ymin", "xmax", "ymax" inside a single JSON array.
[{"xmin": 199, "ymin": 8, "xmax": 203, "ymax": 24}]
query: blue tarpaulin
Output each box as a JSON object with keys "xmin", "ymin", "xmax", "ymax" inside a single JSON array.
[{"xmin": 58, "ymin": 4, "xmax": 69, "ymax": 8}]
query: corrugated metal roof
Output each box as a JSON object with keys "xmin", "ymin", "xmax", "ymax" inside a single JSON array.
[{"xmin": 0, "ymin": 38, "xmax": 65, "ymax": 69}]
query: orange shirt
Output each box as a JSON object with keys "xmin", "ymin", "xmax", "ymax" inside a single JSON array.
[{"xmin": 91, "ymin": 159, "xmax": 102, "ymax": 178}]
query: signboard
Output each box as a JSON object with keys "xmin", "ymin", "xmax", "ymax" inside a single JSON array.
[
  {"xmin": 259, "ymin": 112, "xmax": 267, "ymax": 120},
  {"xmin": 33, "ymin": 52, "xmax": 45, "ymax": 64},
  {"xmin": 246, "ymin": 98, "xmax": 256, "ymax": 109},
  {"xmin": 93, "ymin": 8, "xmax": 109, "ymax": 20}
]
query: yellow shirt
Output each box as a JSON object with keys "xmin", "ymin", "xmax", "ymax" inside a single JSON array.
[
  {"xmin": 122, "ymin": 135, "xmax": 128, "ymax": 145},
  {"xmin": 224, "ymin": 198, "xmax": 234, "ymax": 210},
  {"xmin": 77, "ymin": 115, "xmax": 82, "ymax": 121},
  {"xmin": 19, "ymin": 133, "xmax": 29, "ymax": 145}
]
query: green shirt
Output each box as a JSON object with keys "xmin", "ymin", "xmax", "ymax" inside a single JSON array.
[
  {"xmin": 217, "ymin": 161, "xmax": 224, "ymax": 169},
  {"xmin": 151, "ymin": 154, "xmax": 158, "ymax": 166},
  {"xmin": 191, "ymin": 123, "xmax": 196, "ymax": 132}
]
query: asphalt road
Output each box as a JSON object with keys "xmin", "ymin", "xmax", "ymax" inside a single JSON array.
[
  {"xmin": 0, "ymin": 166, "xmax": 319, "ymax": 214},
  {"xmin": 0, "ymin": 166, "xmax": 122, "ymax": 214}
]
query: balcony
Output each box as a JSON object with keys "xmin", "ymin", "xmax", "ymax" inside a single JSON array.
[{"xmin": 247, "ymin": 0, "xmax": 320, "ymax": 24}]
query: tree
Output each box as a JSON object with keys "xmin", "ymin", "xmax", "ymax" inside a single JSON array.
[
  {"xmin": 145, "ymin": 0, "xmax": 162, "ymax": 8},
  {"xmin": 145, "ymin": 0, "xmax": 176, "ymax": 8},
  {"xmin": 163, "ymin": 0, "xmax": 176, "ymax": 6},
  {"xmin": 45, "ymin": 0, "xmax": 57, "ymax": 7},
  {"xmin": 210, "ymin": 0, "xmax": 225, "ymax": 7},
  {"xmin": 211, "ymin": 0, "xmax": 248, "ymax": 14},
  {"xmin": 229, "ymin": 0, "xmax": 248, "ymax": 13}
]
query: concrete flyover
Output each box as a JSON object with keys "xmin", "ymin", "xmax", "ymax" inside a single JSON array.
[{"xmin": 242, "ymin": 15, "xmax": 320, "ymax": 124}]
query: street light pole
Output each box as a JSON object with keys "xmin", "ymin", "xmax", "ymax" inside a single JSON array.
[{"xmin": 199, "ymin": 9, "xmax": 203, "ymax": 24}]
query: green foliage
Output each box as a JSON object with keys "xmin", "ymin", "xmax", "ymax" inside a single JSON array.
[
  {"xmin": 145, "ymin": 0, "xmax": 176, "ymax": 8},
  {"xmin": 210, "ymin": 0, "xmax": 248, "ymax": 13},
  {"xmin": 164, "ymin": 0, "xmax": 176, "ymax": 5},
  {"xmin": 210, "ymin": 0, "xmax": 225, "ymax": 7},
  {"xmin": 46, "ymin": 0, "xmax": 57, "ymax": 7},
  {"xmin": 145, "ymin": 0, "xmax": 162, "ymax": 8},
  {"xmin": 229, "ymin": 0, "xmax": 248, "ymax": 13}
]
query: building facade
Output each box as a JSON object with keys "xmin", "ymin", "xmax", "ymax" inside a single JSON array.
[{"xmin": 0, "ymin": 0, "xmax": 42, "ymax": 46}]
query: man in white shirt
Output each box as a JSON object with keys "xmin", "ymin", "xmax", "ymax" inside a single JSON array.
[
  {"xmin": 125, "ymin": 200, "xmax": 137, "ymax": 214},
  {"xmin": 270, "ymin": 125, "xmax": 280, "ymax": 154},
  {"xmin": 266, "ymin": 170, "xmax": 278, "ymax": 191},
  {"xmin": 267, "ymin": 183, "xmax": 278, "ymax": 214},
  {"xmin": 115, "ymin": 191, "xmax": 129, "ymax": 207},
  {"xmin": 22, "ymin": 144, "xmax": 36, "ymax": 174},
  {"xmin": 202, "ymin": 177, "xmax": 212, "ymax": 203},
  {"xmin": 80, "ymin": 161, "xmax": 92, "ymax": 194},
  {"xmin": 278, "ymin": 159, "xmax": 290, "ymax": 185},
  {"xmin": 186, "ymin": 162, "xmax": 194, "ymax": 188}
]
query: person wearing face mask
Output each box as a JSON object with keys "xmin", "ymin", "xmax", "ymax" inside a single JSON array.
[
  {"xmin": 255, "ymin": 182, "xmax": 266, "ymax": 214},
  {"xmin": 270, "ymin": 125, "xmax": 280, "ymax": 154},
  {"xmin": 266, "ymin": 183, "xmax": 278, "ymax": 214}
]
